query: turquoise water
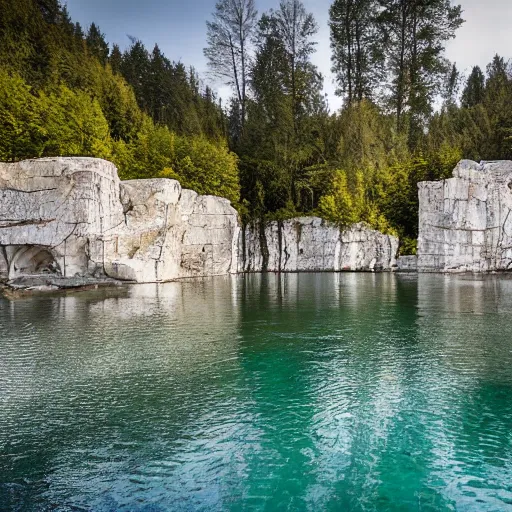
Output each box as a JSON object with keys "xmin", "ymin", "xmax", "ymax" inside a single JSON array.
[{"xmin": 1, "ymin": 273, "xmax": 512, "ymax": 511}]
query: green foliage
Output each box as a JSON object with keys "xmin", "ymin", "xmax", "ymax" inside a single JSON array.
[
  {"xmin": 335, "ymin": 99, "xmax": 408, "ymax": 175},
  {"xmin": 86, "ymin": 23, "xmax": 109, "ymax": 65},
  {"xmin": 110, "ymin": 119, "xmax": 240, "ymax": 204},
  {"xmin": 4, "ymin": 0, "xmax": 512, "ymax": 254},
  {"xmin": 461, "ymin": 66, "xmax": 485, "ymax": 108},
  {"xmin": 0, "ymin": 70, "xmax": 43, "ymax": 161},
  {"xmin": 0, "ymin": 0, "xmax": 240, "ymax": 207},
  {"xmin": 318, "ymin": 170, "xmax": 362, "ymax": 227},
  {"xmin": 399, "ymin": 237, "xmax": 417, "ymax": 256},
  {"xmin": 163, "ymin": 135, "xmax": 240, "ymax": 205},
  {"xmin": 0, "ymin": 70, "xmax": 111, "ymax": 161},
  {"xmin": 41, "ymin": 84, "xmax": 112, "ymax": 158}
]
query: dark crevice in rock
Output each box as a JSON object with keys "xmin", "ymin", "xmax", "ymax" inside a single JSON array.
[
  {"xmin": 258, "ymin": 220, "xmax": 269, "ymax": 272},
  {"xmin": 0, "ymin": 219, "xmax": 55, "ymax": 229},
  {"xmin": 1, "ymin": 187, "xmax": 58, "ymax": 194},
  {"xmin": 277, "ymin": 220, "xmax": 283, "ymax": 273},
  {"xmin": 241, "ymin": 224, "xmax": 247, "ymax": 272}
]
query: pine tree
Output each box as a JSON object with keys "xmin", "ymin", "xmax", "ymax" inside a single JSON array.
[
  {"xmin": 109, "ymin": 44, "xmax": 123, "ymax": 75},
  {"xmin": 443, "ymin": 63, "xmax": 460, "ymax": 106},
  {"xmin": 86, "ymin": 23, "xmax": 109, "ymax": 65},
  {"xmin": 120, "ymin": 39, "xmax": 150, "ymax": 112},
  {"xmin": 36, "ymin": 0, "xmax": 62, "ymax": 24},
  {"xmin": 461, "ymin": 66, "xmax": 485, "ymax": 108},
  {"xmin": 482, "ymin": 55, "xmax": 512, "ymax": 159}
]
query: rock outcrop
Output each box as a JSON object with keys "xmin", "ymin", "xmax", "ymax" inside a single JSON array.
[
  {"xmin": 0, "ymin": 158, "xmax": 398, "ymax": 289},
  {"xmin": 0, "ymin": 158, "xmax": 239, "ymax": 285},
  {"xmin": 418, "ymin": 160, "xmax": 512, "ymax": 272},
  {"xmin": 239, "ymin": 217, "xmax": 398, "ymax": 272}
]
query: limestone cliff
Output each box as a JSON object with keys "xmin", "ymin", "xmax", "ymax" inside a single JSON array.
[
  {"xmin": 418, "ymin": 160, "xmax": 512, "ymax": 272},
  {"xmin": 0, "ymin": 158, "xmax": 239, "ymax": 284},
  {"xmin": 239, "ymin": 217, "xmax": 398, "ymax": 272},
  {"xmin": 0, "ymin": 158, "xmax": 398, "ymax": 288}
]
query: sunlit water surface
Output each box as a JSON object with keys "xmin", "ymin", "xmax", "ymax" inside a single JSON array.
[{"xmin": 1, "ymin": 273, "xmax": 512, "ymax": 511}]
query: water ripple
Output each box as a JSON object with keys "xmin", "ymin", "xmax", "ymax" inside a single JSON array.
[{"xmin": 1, "ymin": 274, "xmax": 512, "ymax": 511}]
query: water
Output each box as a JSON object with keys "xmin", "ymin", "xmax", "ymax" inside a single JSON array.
[{"xmin": 1, "ymin": 273, "xmax": 512, "ymax": 512}]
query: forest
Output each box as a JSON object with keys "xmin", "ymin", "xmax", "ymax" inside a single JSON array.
[{"xmin": 1, "ymin": 0, "xmax": 511, "ymax": 253}]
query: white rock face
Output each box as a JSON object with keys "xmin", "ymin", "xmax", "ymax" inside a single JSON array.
[
  {"xmin": 101, "ymin": 180, "xmax": 240, "ymax": 282},
  {"xmin": 0, "ymin": 158, "xmax": 239, "ymax": 283},
  {"xmin": 0, "ymin": 158, "xmax": 124, "ymax": 280},
  {"xmin": 418, "ymin": 160, "xmax": 512, "ymax": 272},
  {"xmin": 0, "ymin": 158, "xmax": 397, "ymax": 286},
  {"xmin": 239, "ymin": 218, "xmax": 398, "ymax": 272}
]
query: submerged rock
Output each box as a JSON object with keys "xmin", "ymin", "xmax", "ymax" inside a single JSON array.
[
  {"xmin": 418, "ymin": 160, "xmax": 512, "ymax": 272},
  {"xmin": 0, "ymin": 157, "xmax": 398, "ymax": 291}
]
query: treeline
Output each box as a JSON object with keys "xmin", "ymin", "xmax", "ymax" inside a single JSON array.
[
  {"xmin": 204, "ymin": 0, "xmax": 512, "ymax": 250},
  {"xmin": 1, "ymin": 0, "xmax": 512, "ymax": 252},
  {"xmin": 0, "ymin": 0, "xmax": 239, "ymax": 203}
]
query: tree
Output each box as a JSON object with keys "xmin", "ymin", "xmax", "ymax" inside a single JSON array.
[
  {"xmin": 443, "ymin": 62, "xmax": 460, "ymax": 106},
  {"xmin": 378, "ymin": 0, "xmax": 464, "ymax": 146},
  {"xmin": 204, "ymin": 0, "xmax": 258, "ymax": 134},
  {"xmin": 266, "ymin": 0, "xmax": 319, "ymax": 134},
  {"xmin": 86, "ymin": 23, "xmax": 109, "ymax": 65},
  {"xmin": 239, "ymin": 2, "xmax": 326, "ymax": 217},
  {"xmin": 36, "ymin": 0, "xmax": 62, "ymax": 24},
  {"xmin": 109, "ymin": 44, "xmax": 123, "ymax": 74},
  {"xmin": 482, "ymin": 55, "xmax": 512, "ymax": 159},
  {"xmin": 329, "ymin": 0, "xmax": 384, "ymax": 103},
  {"xmin": 0, "ymin": 71, "xmax": 44, "ymax": 161},
  {"xmin": 461, "ymin": 66, "xmax": 485, "ymax": 108},
  {"xmin": 250, "ymin": 16, "xmax": 294, "ymax": 156},
  {"xmin": 120, "ymin": 38, "xmax": 150, "ymax": 112}
]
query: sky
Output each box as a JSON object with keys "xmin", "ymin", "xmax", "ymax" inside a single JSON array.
[{"xmin": 65, "ymin": 0, "xmax": 512, "ymax": 112}]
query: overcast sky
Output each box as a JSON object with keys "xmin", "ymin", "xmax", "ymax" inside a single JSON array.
[{"xmin": 65, "ymin": 0, "xmax": 512, "ymax": 111}]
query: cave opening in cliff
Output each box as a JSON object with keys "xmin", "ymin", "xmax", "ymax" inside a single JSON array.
[{"xmin": 9, "ymin": 246, "xmax": 61, "ymax": 279}]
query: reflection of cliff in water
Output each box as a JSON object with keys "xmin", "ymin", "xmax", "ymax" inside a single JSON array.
[
  {"xmin": 236, "ymin": 273, "xmax": 423, "ymax": 509},
  {"xmin": 0, "ymin": 277, "xmax": 242, "ymax": 428},
  {"xmin": 0, "ymin": 277, "xmax": 246, "ymax": 508}
]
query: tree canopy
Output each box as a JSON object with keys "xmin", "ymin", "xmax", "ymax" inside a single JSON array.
[{"xmin": 2, "ymin": 0, "xmax": 512, "ymax": 254}]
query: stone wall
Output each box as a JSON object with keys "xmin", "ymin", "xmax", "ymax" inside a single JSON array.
[
  {"xmin": 239, "ymin": 217, "xmax": 399, "ymax": 272},
  {"xmin": 418, "ymin": 160, "xmax": 512, "ymax": 272},
  {"xmin": 397, "ymin": 255, "xmax": 418, "ymax": 272}
]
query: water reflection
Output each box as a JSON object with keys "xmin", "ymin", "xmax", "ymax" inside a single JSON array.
[{"xmin": 1, "ymin": 273, "xmax": 512, "ymax": 511}]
